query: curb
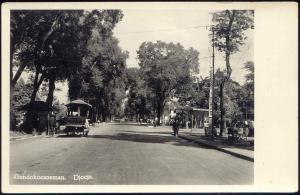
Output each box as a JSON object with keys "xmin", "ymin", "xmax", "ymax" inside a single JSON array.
[
  {"xmin": 10, "ymin": 134, "xmax": 48, "ymax": 142},
  {"xmin": 178, "ymin": 134, "xmax": 254, "ymax": 162}
]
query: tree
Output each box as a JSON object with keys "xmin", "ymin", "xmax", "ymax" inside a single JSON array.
[
  {"xmin": 211, "ymin": 10, "xmax": 254, "ymax": 136},
  {"xmin": 123, "ymin": 68, "xmax": 153, "ymax": 121},
  {"xmin": 123, "ymin": 68, "xmax": 140, "ymax": 120},
  {"xmin": 241, "ymin": 61, "xmax": 254, "ymax": 120},
  {"xmin": 11, "ymin": 78, "xmax": 32, "ymax": 131},
  {"xmin": 11, "ymin": 10, "xmax": 125, "ymax": 131},
  {"xmin": 11, "ymin": 11, "xmax": 67, "ymax": 89},
  {"xmin": 214, "ymin": 69, "xmax": 243, "ymax": 127},
  {"xmin": 223, "ymin": 79, "xmax": 244, "ymax": 124},
  {"xmin": 53, "ymin": 100, "xmax": 67, "ymax": 120},
  {"xmin": 244, "ymin": 61, "xmax": 254, "ymax": 90},
  {"xmin": 10, "ymin": 11, "xmax": 86, "ymax": 132},
  {"xmin": 175, "ymin": 76, "xmax": 210, "ymax": 109},
  {"xmin": 137, "ymin": 41, "xmax": 200, "ymax": 124},
  {"xmin": 41, "ymin": 10, "xmax": 85, "ymax": 106},
  {"xmin": 11, "ymin": 10, "xmax": 85, "ymax": 107},
  {"xmin": 68, "ymin": 10, "xmax": 128, "ymax": 122}
]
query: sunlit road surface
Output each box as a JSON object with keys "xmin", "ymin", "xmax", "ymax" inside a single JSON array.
[{"xmin": 10, "ymin": 123, "xmax": 253, "ymax": 185}]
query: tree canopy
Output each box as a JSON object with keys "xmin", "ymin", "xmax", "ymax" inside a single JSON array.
[
  {"xmin": 137, "ymin": 41, "xmax": 200, "ymax": 123},
  {"xmin": 10, "ymin": 10, "xmax": 127, "ymax": 129},
  {"xmin": 67, "ymin": 10, "xmax": 128, "ymax": 121}
]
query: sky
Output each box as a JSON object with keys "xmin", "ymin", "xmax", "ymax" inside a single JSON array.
[
  {"xmin": 55, "ymin": 9, "xmax": 254, "ymax": 103},
  {"xmin": 114, "ymin": 9, "xmax": 254, "ymax": 82}
]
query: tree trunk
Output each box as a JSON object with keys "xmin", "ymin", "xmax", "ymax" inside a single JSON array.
[
  {"xmin": 11, "ymin": 63, "xmax": 27, "ymax": 89},
  {"xmin": 102, "ymin": 111, "xmax": 106, "ymax": 122},
  {"xmin": 218, "ymin": 11, "xmax": 235, "ymax": 136},
  {"xmin": 103, "ymin": 88, "xmax": 109, "ymax": 122},
  {"xmin": 219, "ymin": 82, "xmax": 225, "ymax": 136},
  {"xmin": 10, "ymin": 47, "xmax": 14, "ymax": 86},
  {"xmin": 157, "ymin": 101, "xmax": 166, "ymax": 126},
  {"xmin": 156, "ymin": 107, "xmax": 161, "ymax": 125},
  {"xmin": 46, "ymin": 75, "xmax": 56, "ymax": 106},
  {"xmin": 96, "ymin": 104, "xmax": 100, "ymax": 122},
  {"xmin": 10, "ymin": 43, "xmax": 24, "ymax": 89},
  {"xmin": 23, "ymin": 69, "xmax": 44, "ymax": 133},
  {"xmin": 141, "ymin": 97, "xmax": 145, "ymax": 119},
  {"xmin": 30, "ymin": 87, "xmax": 39, "ymax": 102},
  {"xmin": 30, "ymin": 71, "xmax": 44, "ymax": 102}
]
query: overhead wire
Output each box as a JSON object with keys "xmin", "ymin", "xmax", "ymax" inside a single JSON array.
[
  {"xmin": 115, "ymin": 25, "xmax": 252, "ymax": 36},
  {"xmin": 115, "ymin": 24, "xmax": 213, "ymax": 35},
  {"xmin": 115, "ymin": 23, "xmax": 253, "ymax": 77}
]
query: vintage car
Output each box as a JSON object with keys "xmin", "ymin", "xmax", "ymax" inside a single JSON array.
[{"xmin": 58, "ymin": 99, "xmax": 92, "ymax": 136}]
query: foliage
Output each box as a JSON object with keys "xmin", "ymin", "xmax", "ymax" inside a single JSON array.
[
  {"xmin": 11, "ymin": 10, "xmax": 86, "ymax": 107},
  {"xmin": 53, "ymin": 100, "xmax": 67, "ymax": 120},
  {"xmin": 243, "ymin": 61, "xmax": 254, "ymax": 91},
  {"xmin": 213, "ymin": 69, "xmax": 244, "ymax": 125},
  {"xmin": 176, "ymin": 77, "xmax": 209, "ymax": 109},
  {"xmin": 241, "ymin": 61, "xmax": 254, "ymax": 120},
  {"xmin": 107, "ymin": 76, "xmax": 127, "ymax": 118},
  {"xmin": 11, "ymin": 10, "xmax": 126, "ymax": 130},
  {"xmin": 10, "ymin": 78, "xmax": 32, "ymax": 130},
  {"xmin": 137, "ymin": 41, "xmax": 200, "ymax": 123},
  {"xmin": 211, "ymin": 10, "xmax": 254, "ymax": 135},
  {"xmin": 123, "ymin": 68, "xmax": 153, "ymax": 120},
  {"xmin": 67, "ymin": 10, "xmax": 128, "ymax": 121},
  {"xmin": 212, "ymin": 10, "xmax": 254, "ymax": 53}
]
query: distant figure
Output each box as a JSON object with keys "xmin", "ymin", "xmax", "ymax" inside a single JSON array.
[
  {"xmin": 204, "ymin": 118, "xmax": 209, "ymax": 136},
  {"xmin": 49, "ymin": 114, "xmax": 56, "ymax": 136},
  {"xmin": 186, "ymin": 121, "xmax": 190, "ymax": 129},
  {"xmin": 172, "ymin": 117, "xmax": 179, "ymax": 137},
  {"xmin": 154, "ymin": 117, "xmax": 158, "ymax": 127},
  {"xmin": 32, "ymin": 113, "xmax": 40, "ymax": 136}
]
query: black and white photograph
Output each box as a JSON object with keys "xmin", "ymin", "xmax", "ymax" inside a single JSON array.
[{"xmin": 1, "ymin": 2, "xmax": 298, "ymax": 193}]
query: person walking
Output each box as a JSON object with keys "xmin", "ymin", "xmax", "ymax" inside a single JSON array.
[
  {"xmin": 171, "ymin": 118, "xmax": 176, "ymax": 136},
  {"xmin": 154, "ymin": 117, "xmax": 158, "ymax": 127},
  {"xmin": 204, "ymin": 117, "xmax": 209, "ymax": 136},
  {"xmin": 172, "ymin": 117, "xmax": 179, "ymax": 137},
  {"xmin": 49, "ymin": 113, "xmax": 56, "ymax": 136}
]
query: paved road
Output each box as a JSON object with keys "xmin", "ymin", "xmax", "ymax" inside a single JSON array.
[{"xmin": 10, "ymin": 123, "xmax": 253, "ymax": 185}]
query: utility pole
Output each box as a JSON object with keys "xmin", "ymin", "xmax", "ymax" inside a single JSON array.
[{"xmin": 208, "ymin": 27, "xmax": 215, "ymax": 136}]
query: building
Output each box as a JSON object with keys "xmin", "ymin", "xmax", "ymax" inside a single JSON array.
[{"xmin": 174, "ymin": 105, "xmax": 209, "ymax": 129}]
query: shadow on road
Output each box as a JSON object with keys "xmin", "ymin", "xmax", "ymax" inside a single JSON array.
[
  {"xmin": 55, "ymin": 134, "xmax": 84, "ymax": 138},
  {"xmin": 122, "ymin": 130, "xmax": 172, "ymax": 135},
  {"xmin": 87, "ymin": 133, "xmax": 211, "ymax": 149},
  {"xmin": 109, "ymin": 123, "xmax": 149, "ymax": 127}
]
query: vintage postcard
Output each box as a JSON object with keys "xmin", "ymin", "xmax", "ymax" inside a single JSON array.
[{"xmin": 1, "ymin": 2, "xmax": 298, "ymax": 193}]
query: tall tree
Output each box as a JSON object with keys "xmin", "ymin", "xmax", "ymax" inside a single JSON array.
[
  {"xmin": 68, "ymin": 10, "xmax": 128, "ymax": 121},
  {"xmin": 41, "ymin": 10, "xmax": 85, "ymax": 106},
  {"xmin": 11, "ymin": 10, "xmax": 125, "ymax": 131},
  {"xmin": 123, "ymin": 68, "xmax": 153, "ymax": 121},
  {"xmin": 137, "ymin": 41, "xmax": 199, "ymax": 124},
  {"xmin": 211, "ymin": 10, "xmax": 254, "ymax": 136}
]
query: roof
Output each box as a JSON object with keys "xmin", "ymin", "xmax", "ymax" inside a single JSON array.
[
  {"xmin": 175, "ymin": 106, "xmax": 208, "ymax": 112},
  {"xmin": 65, "ymin": 99, "xmax": 92, "ymax": 108}
]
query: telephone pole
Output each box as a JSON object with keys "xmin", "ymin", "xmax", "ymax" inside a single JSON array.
[{"xmin": 208, "ymin": 27, "xmax": 215, "ymax": 136}]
